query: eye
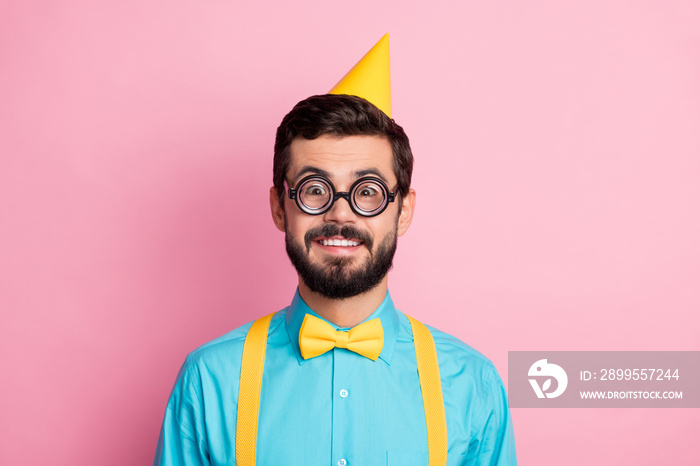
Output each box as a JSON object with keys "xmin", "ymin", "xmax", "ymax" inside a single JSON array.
[
  {"xmin": 303, "ymin": 183, "xmax": 327, "ymax": 196},
  {"xmin": 358, "ymin": 185, "xmax": 380, "ymax": 197}
]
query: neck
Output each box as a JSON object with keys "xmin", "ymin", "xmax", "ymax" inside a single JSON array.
[{"xmin": 298, "ymin": 277, "xmax": 388, "ymax": 328}]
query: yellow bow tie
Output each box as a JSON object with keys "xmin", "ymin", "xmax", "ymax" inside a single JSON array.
[{"xmin": 298, "ymin": 314, "xmax": 384, "ymax": 361}]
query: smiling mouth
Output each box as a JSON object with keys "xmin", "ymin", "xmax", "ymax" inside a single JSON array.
[
  {"xmin": 304, "ymin": 225, "xmax": 373, "ymax": 254},
  {"xmin": 318, "ymin": 238, "xmax": 362, "ymax": 247}
]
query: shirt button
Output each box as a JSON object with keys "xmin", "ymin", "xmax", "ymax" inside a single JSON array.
[
  {"xmin": 337, "ymin": 459, "xmax": 347, "ymax": 466},
  {"xmin": 339, "ymin": 389, "xmax": 348, "ymax": 398}
]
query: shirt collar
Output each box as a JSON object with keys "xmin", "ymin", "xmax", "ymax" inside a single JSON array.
[{"xmin": 285, "ymin": 288, "xmax": 399, "ymax": 366}]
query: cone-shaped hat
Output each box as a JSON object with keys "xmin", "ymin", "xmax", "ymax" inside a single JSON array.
[{"xmin": 329, "ymin": 33, "xmax": 392, "ymax": 118}]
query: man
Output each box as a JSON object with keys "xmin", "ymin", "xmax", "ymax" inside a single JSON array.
[{"xmin": 155, "ymin": 37, "xmax": 516, "ymax": 466}]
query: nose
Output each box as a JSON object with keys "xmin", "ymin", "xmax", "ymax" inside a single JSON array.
[{"xmin": 322, "ymin": 195, "xmax": 357, "ymax": 224}]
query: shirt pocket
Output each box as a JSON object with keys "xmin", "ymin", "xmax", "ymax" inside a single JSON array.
[{"xmin": 387, "ymin": 451, "xmax": 467, "ymax": 466}]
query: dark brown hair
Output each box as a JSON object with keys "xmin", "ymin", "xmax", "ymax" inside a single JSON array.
[{"xmin": 273, "ymin": 94, "xmax": 413, "ymax": 201}]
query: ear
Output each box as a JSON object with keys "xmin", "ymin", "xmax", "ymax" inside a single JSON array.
[
  {"xmin": 396, "ymin": 188, "xmax": 416, "ymax": 237},
  {"xmin": 270, "ymin": 187, "xmax": 286, "ymax": 232}
]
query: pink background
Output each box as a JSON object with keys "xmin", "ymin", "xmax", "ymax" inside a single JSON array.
[{"xmin": 2, "ymin": 1, "xmax": 698, "ymax": 464}]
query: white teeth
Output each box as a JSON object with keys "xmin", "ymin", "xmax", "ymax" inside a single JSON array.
[{"xmin": 320, "ymin": 239, "xmax": 360, "ymax": 247}]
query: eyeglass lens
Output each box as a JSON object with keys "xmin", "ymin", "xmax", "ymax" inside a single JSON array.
[
  {"xmin": 298, "ymin": 178, "xmax": 333, "ymax": 211},
  {"xmin": 353, "ymin": 179, "xmax": 386, "ymax": 213}
]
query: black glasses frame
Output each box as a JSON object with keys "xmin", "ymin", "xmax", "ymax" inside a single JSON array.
[{"xmin": 286, "ymin": 175, "xmax": 396, "ymax": 217}]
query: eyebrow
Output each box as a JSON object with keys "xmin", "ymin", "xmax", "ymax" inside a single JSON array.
[
  {"xmin": 293, "ymin": 166, "xmax": 332, "ymax": 182},
  {"xmin": 292, "ymin": 166, "xmax": 390, "ymax": 184},
  {"xmin": 353, "ymin": 168, "xmax": 389, "ymax": 183}
]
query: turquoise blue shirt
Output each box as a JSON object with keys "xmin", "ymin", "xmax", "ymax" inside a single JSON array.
[{"xmin": 154, "ymin": 290, "xmax": 516, "ymax": 465}]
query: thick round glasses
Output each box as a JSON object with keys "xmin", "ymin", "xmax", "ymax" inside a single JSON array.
[{"xmin": 286, "ymin": 175, "xmax": 396, "ymax": 217}]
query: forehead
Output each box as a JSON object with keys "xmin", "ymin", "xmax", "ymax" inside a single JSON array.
[{"xmin": 288, "ymin": 134, "xmax": 395, "ymax": 183}]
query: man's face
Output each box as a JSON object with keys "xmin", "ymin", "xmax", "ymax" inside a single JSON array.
[{"xmin": 270, "ymin": 134, "xmax": 415, "ymax": 300}]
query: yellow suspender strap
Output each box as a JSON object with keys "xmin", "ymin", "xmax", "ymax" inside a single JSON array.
[
  {"xmin": 236, "ymin": 313, "xmax": 447, "ymax": 466},
  {"xmin": 407, "ymin": 315, "xmax": 448, "ymax": 466},
  {"xmin": 236, "ymin": 313, "xmax": 273, "ymax": 466}
]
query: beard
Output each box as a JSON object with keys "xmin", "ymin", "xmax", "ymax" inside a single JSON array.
[{"xmin": 285, "ymin": 222, "xmax": 398, "ymax": 300}]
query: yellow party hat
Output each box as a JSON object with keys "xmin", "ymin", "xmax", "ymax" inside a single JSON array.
[{"xmin": 329, "ymin": 33, "xmax": 392, "ymax": 118}]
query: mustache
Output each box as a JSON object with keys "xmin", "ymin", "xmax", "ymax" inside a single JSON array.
[{"xmin": 304, "ymin": 224, "xmax": 374, "ymax": 252}]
